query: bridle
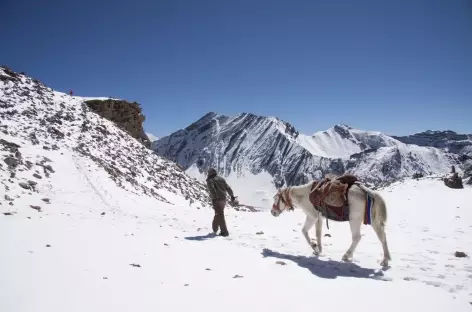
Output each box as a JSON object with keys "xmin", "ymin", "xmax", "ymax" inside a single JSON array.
[{"xmin": 272, "ymin": 187, "xmax": 294, "ymax": 213}]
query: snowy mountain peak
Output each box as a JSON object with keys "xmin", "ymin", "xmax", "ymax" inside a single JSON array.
[{"xmin": 154, "ymin": 111, "xmax": 464, "ymax": 188}]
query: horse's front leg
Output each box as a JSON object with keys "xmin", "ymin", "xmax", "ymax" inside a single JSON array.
[
  {"xmin": 315, "ymin": 213, "xmax": 323, "ymax": 255},
  {"xmin": 302, "ymin": 216, "xmax": 320, "ymax": 255}
]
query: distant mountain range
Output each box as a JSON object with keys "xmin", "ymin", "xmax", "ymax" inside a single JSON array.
[{"xmin": 153, "ymin": 112, "xmax": 472, "ymax": 187}]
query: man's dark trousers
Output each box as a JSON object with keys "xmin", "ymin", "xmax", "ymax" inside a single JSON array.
[{"xmin": 212, "ymin": 199, "xmax": 228, "ymax": 235}]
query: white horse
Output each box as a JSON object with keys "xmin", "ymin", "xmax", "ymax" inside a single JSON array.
[{"xmin": 271, "ymin": 179, "xmax": 392, "ymax": 266}]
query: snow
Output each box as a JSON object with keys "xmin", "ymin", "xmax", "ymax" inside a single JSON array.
[
  {"xmin": 0, "ymin": 67, "xmax": 208, "ymax": 206},
  {"xmin": 154, "ymin": 113, "xmax": 459, "ymax": 188},
  {"xmin": 298, "ymin": 133, "xmax": 361, "ymax": 159},
  {"xmin": 186, "ymin": 165, "xmax": 277, "ymax": 209},
  {"xmin": 297, "ymin": 125, "xmax": 399, "ymax": 159},
  {"xmin": 145, "ymin": 132, "xmax": 158, "ymax": 142},
  {"xmin": 2, "ymin": 67, "xmax": 471, "ymax": 312},
  {"xmin": 1, "ymin": 157, "xmax": 472, "ymax": 312}
]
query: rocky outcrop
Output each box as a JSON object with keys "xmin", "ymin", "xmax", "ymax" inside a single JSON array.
[
  {"xmin": 444, "ymin": 173, "xmax": 464, "ymax": 189},
  {"xmin": 443, "ymin": 166, "xmax": 464, "ymax": 189},
  {"xmin": 85, "ymin": 99, "xmax": 151, "ymax": 148},
  {"xmin": 393, "ymin": 130, "xmax": 472, "ymax": 155}
]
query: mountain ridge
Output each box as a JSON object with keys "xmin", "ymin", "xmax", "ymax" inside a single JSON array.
[{"xmin": 154, "ymin": 111, "xmax": 466, "ymax": 188}]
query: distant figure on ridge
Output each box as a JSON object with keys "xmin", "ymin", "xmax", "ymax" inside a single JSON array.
[
  {"xmin": 69, "ymin": 90, "xmax": 73, "ymax": 96},
  {"xmin": 206, "ymin": 168, "xmax": 236, "ymax": 237}
]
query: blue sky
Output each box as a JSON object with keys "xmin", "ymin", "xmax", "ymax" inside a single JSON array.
[{"xmin": 2, "ymin": 0, "xmax": 471, "ymax": 137}]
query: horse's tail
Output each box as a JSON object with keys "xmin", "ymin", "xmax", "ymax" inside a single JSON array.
[{"xmin": 355, "ymin": 183, "xmax": 387, "ymax": 226}]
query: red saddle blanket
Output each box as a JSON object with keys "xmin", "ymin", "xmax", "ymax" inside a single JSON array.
[{"xmin": 309, "ymin": 174, "xmax": 358, "ymax": 222}]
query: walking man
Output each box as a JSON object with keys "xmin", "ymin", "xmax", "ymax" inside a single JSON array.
[{"xmin": 206, "ymin": 168, "xmax": 236, "ymax": 237}]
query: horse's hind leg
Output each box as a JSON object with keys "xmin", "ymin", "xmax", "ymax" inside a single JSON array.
[
  {"xmin": 372, "ymin": 222, "xmax": 391, "ymax": 266},
  {"xmin": 342, "ymin": 218, "xmax": 362, "ymax": 261},
  {"xmin": 315, "ymin": 213, "xmax": 323, "ymax": 255}
]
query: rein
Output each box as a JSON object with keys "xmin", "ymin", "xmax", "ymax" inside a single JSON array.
[{"xmin": 273, "ymin": 187, "xmax": 295, "ymax": 212}]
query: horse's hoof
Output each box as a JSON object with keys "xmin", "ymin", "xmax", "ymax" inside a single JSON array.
[
  {"xmin": 380, "ymin": 259, "xmax": 389, "ymax": 267},
  {"xmin": 342, "ymin": 254, "xmax": 350, "ymax": 262}
]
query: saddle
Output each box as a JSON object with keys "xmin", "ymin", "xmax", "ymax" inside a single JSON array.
[{"xmin": 309, "ymin": 174, "xmax": 359, "ymax": 223}]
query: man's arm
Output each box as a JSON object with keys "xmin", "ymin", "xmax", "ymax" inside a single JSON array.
[{"xmin": 220, "ymin": 177, "xmax": 235, "ymax": 199}]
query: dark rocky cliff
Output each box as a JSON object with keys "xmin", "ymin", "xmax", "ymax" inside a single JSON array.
[
  {"xmin": 85, "ymin": 99, "xmax": 151, "ymax": 148},
  {"xmin": 393, "ymin": 130, "xmax": 472, "ymax": 155}
]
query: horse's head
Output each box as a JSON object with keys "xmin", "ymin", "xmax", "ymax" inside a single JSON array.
[{"xmin": 271, "ymin": 188, "xmax": 294, "ymax": 217}]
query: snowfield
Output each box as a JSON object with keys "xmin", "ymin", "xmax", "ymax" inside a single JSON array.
[
  {"xmin": 1, "ymin": 67, "xmax": 471, "ymax": 312},
  {"xmin": 1, "ymin": 150, "xmax": 471, "ymax": 311}
]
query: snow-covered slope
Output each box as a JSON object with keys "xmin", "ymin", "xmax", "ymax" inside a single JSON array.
[
  {"xmin": 0, "ymin": 66, "xmax": 209, "ymax": 208},
  {"xmin": 145, "ymin": 132, "xmax": 159, "ymax": 143},
  {"xmin": 393, "ymin": 130, "xmax": 472, "ymax": 182},
  {"xmin": 154, "ymin": 112, "xmax": 460, "ymax": 187},
  {"xmin": 1, "ymin": 170, "xmax": 471, "ymax": 311},
  {"xmin": 298, "ymin": 124, "xmax": 399, "ymax": 159}
]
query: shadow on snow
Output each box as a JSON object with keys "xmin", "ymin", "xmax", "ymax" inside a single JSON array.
[
  {"xmin": 262, "ymin": 248, "xmax": 390, "ymax": 281},
  {"xmin": 184, "ymin": 233, "xmax": 217, "ymax": 241}
]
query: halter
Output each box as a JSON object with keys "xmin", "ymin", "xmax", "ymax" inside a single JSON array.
[{"xmin": 272, "ymin": 187, "xmax": 294, "ymax": 213}]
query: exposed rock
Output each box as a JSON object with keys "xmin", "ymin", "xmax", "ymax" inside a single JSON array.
[
  {"xmin": 41, "ymin": 198, "xmax": 50, "ymax": 204},
  {"xmin": 3, "ymin": 157, "xmax": 19, "ymax": 168},
  {"xmin": 4, "ymin": 194, "xmax": 13, "ymax": 201},
  {"xmin": 130, "ymin": 263, "xmax": 141, "ymax": 268},
  {"xmin": 48, "ymin": 127, "xmax": 65, "ymax": 139},
  {"xmin": 30, "ymin": 205, "xmax": 41, "ymax": 212},
  {"xmin": 33, "ymin": 173, "xmax": 42, "ymax": 179},
  {"xmin": 232, "ymin": 274, "xmax": 243, "ymax": 279},
  {"xmin": 275, "ymin": 261, "xmax": 287, "ymax": 266},
  {"xmin": 454, "ymin": 251, "xmax": 467, "ymax": 258},
  {"xmin": 256, "ymin": 231, "xmax": 264, "ymax": 235},
  {"xmin": 29, "ymin": 132, "xmax": 39, "ymax": 145},
  {"xmin": 412, "ymin": 172, "xmax": 424, "ymax": 179},
  {"xmin": 0, "ymin": 138, "xmax": 20, "ymax": 153},
  {"xmin": 443, "ymin": 172, "xmax": 463, "ymax": 189},
  {"xmin": 28, "ymin": 180, "xmax": 38, "ymax": 186},
  {"xmin": 85, "ymin": 99, "xmax": 151, "ymax": 148},
  {"xmin": 19, "ymin": 182, "xmax": 31, "ymax": 190},
  {"xmin": 0, "ymin": 67, "xmax": 210, "ymax": 208},
  {"xmin": 154, "ymin": 113, "xmax": 461, "ymax": 188},
  {"xmin": 394, "ymin": 130, "xmax": 472, "ymax": 155}
]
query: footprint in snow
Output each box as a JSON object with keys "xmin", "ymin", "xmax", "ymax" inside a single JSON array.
[{"xmin": 424, "ymin": 280, "xmax": 444, "ymax": 288}]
